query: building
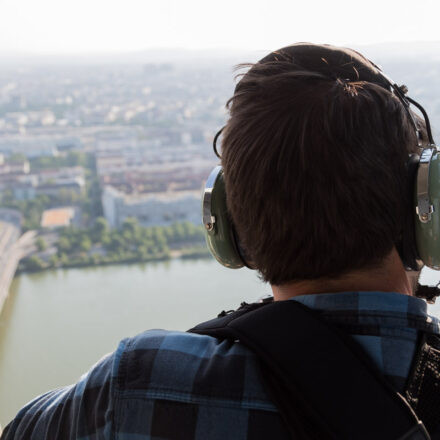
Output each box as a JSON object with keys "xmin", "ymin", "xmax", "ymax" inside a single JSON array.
[
  {"xmin": 3, "ymin": 167, "xmax": 86, "ymax": 201},
  {"xmin": 41, "ymin": 207, "xmax": 76, "ymax": 228},
  {"xmin": 96, "ymin": 153, "xmax": 127, "ymax": 175},
  {"xmin": 35, "ymin": 177, "xmax": 85, "ymax": 198},
  {"xmin": 0, "ymin": 208, "xmax": 22, "ymax": 226},
  {"xmin": 102, "ymin": 185, "xmax": 201, "ymax": 228},
  {"xmin": 0, "ymin": 159, "xmax": 30, "ymax": 175}
]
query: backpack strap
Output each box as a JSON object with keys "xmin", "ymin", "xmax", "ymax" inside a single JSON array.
[
  {"xmin": 189, "ymin": 300, "xmax": 430, "ymax": 440},
  {"xmin": 406, "ymin": 333, "xmax": 440, "ymax": 439}
]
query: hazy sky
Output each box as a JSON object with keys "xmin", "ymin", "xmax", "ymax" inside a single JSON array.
[{"xmin": 1, "ymin": 0, "xmax": 439, "ymax": 54}]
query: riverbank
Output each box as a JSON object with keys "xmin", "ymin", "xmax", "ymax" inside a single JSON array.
[
  {"xmin": 16, "ymin": 246, "xmax": 212, "ymax": 275},
  {"xmin": 17, "ymin": 219, "xmax": 211, "ymax": 274}
]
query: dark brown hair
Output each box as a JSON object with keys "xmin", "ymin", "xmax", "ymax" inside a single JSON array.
[{"xmin": 221, "ymin": 43, "xmax": 419, "ymax": 285}]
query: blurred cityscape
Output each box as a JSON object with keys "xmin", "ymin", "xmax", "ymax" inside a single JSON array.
[
  {"xmin": 0, "ymin": 58, "xmax": 239, "ymax": 276},
  {"xmin": 0, "ymin": 48, "xmax": 438, "ymax": 278}
]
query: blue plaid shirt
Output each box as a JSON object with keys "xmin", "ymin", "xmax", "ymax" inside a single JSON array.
[{"xmin": 3, "ymin": 291, "xmax": 440, "ymax": 439}]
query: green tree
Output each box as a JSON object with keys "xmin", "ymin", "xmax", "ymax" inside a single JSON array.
[
  {"xmin": 122, "ymin": 217, "xmax": 139, "ymax": 236},
  {"xmin": 58, "ymin": 189, "xmax": 79, "ymax": 205},
  {"xmin": 23, "ymin": 255, "xmax": 46, "ymax": 271},
  {"xmin": 49, "ymin": 254, "xmax": 59, "ymax": 267},
  {"xmin": 172, "ymin": 223, "xmax": 186, "ymax": 242},
  {"xmin": 78, "ymin": 236, "xmax": 92, "ymax": 252},
  {"xmin": 153, "ymin": 228, "xmax": 167, "ymax": 248},
  {"xmin": 8, "ymin": 153, "xmax": 27, "ymax": 163},
  {"xmin": 91, "ymin": 217, "xmax": 109, "ymax": 243},
  {"xmin": 105, "ymin": 234, "xmax": 125, "ymax": 252},
  {"xmin": 66, "ymin": 151, "xmax": 87, "ymax": 167},
  {"xmin": 57, "ymin": 236, "xmax": 71, "ymax": 253},
  {"xmin": 35, "ymin": 237, "xmax": 47, "ymax": 252},
  {"xmin": 90, "ymin": 253, "xmax": 101, "ymax": 264},
  {"xmin": 58, "ymin": 253, "xmax": 69, "ymax": 266},
  {"xmin": 0, "ymin": 188, "xmax": 14, "ymax": 205}
]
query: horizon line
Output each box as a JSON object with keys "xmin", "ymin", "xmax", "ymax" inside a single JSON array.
[{"xmin": 2, "ymin": 40, "xmax": 440, "ymax": 59}]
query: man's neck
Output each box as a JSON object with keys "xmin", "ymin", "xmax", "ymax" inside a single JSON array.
[{"xmin": 271, "ymin": 247, "xmax": 414, "ymax": 301}]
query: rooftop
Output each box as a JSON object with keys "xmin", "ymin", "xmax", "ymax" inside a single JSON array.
[{"xmin": 41, "ymin": 207, "xmax": 75, "ymax": 228}]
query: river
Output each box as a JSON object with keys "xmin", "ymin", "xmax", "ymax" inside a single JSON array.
[
  {"xmin": 1, "ymin": 259, "xmax": 440, "ymax": 426},
  {"xmin": 0, "ymin": 258, "xmax": 268, "ymax": 425}
]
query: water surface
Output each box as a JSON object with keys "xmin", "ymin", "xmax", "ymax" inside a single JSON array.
[
  {"xmin": 1, "ymin": 260, "xmax": 440, "ymax": 426},
  {"xmin": 0, "ymin": 258, "xmax": 268, "ymax": 425}
]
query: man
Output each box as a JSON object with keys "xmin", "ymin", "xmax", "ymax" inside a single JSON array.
[{"xmin": 2, "ymin": 43, "xmax": 439, "ymax": 439}]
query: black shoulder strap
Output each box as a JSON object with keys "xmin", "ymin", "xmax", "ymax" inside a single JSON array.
[
  {"xmin": 189, "ymin": 300, "xmax": 430, "ymax": 440},
  {"xmin": 406, "ymin": 333, "xmax": 440, "ymax": 439}
]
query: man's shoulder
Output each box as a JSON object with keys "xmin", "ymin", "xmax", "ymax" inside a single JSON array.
[
  {"xmin": 115, "ymin": 328, "xmax": 275, "ymax": 411},
  {"xmin": 0, "ymin": 329, "xmax": 278, "ymax": 440},
  {"xmin": 119, "ymin": 327, "xmax": 252, "ymax": 359}
]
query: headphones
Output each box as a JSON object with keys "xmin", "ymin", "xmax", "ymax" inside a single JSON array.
[{"xmin": 202, "ymin": 65, "xmax": 439, "ymax": 275}]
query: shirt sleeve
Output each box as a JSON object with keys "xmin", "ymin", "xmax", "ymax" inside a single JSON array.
[{"xmin": 1, "ymin": 339, "xmax": 127, "ymax": 440}]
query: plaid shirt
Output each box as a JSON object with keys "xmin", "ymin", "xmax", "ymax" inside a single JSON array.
[{"xmin": 3, "ymin": 291, "xmax": 440, "ymax": 440}]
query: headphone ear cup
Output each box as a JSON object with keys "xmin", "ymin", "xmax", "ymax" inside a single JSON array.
[
  {"xmin": 398, "ymin": 153, "xmax": 423, "ymax": 270},
  {"xmin": 414, "ymin": 149, "xmax": 440, "ymax": 269},
  {"xmin": 202, "ymin": 167, "xmax": 246, "ymax": 269}
]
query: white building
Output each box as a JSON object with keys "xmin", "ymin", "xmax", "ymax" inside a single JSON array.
[{"xmin": 102, "ymin": 185, "xmax": 201, "ymax": 228}]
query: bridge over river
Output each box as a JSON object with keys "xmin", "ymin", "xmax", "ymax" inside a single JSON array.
[{"xmin": 0, "ymin": 209, "xmax": 35, "ymax": 315}]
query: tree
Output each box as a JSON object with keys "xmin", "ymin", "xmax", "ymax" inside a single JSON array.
[
  {"xmin": 105, "ymin": 234, "xmax": 125, "ymax": 252},
  {"xmin": 23, "ymin": 256, "xmax": 46, "ymax": 271},
  {"xmin": 57, "ymin": 236, "xmax": 71, "ymax": 253},
  {"xmin": 49, "ymin": 254, "xmax": 59, "ymax": 267},
  {"xmin": 0, "ymin": 189, "xmax": 14, "ymax": 205},
  {"xmin": 172, "ymin": 223, "xmax": 186, "ymax": 242},
  {"xmin": 136, "ymin": 245, "xmax": 150, "ymax": 259},
  {"xmin": 78, "ymin": 235, "xmax": 92, "ymax": 252},
  {"xmin": 8, "ymin": 153, "xmax": 27, "ymax": 163},
  {"xmin": 66, "ymin": 151, "xmax": 87, "ymax": 167},
  {"xmin": 89, "ymin": 254, "xmax": 101, "ymax": 264},
  {"xmin": 58, "ymin": 189, "xmax": 78, "ymax": 205},
  {"xmin": 122, "ymin": 217, "xmax": 139, "ymax": 236},
  {"xmin": 58, "ymin": 253, "xmax": 69, "ymax": 266},
  {"xmin": 91, "ymin": 217, "xmax": 109, "ymax": 243},
  {"xmin": 152, "ymin": 228, "xmax": 167, "ymax": 248},
  {"xmin": 35, "ymin": 237, "xmax": 47, "ymax": 252}
]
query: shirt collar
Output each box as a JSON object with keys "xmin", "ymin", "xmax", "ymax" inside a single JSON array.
[{"xmin": 289, "ymin": 291, "xmax": 440, "ymax": 334}]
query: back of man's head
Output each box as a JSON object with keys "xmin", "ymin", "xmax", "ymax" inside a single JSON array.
[{"xmin": 221, "ymin": 43, "xmax": 420, "ymax": 285}]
